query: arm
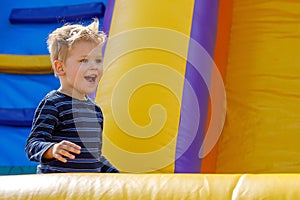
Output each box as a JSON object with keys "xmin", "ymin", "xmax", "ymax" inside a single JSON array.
[
  {"xmin": 25, "ymin": 99, "xmax": 58, "ymax": 162},
  {"xmin": 99, "ymin": 155, "xmax": 119, "ymax": 173},
  {"xmin": 97, "ymin": 106, "xmax": 119, "ymax": 172},
  {"xmin": 25, "ymin": 99, "xmax": 81, "ymax": 163}
]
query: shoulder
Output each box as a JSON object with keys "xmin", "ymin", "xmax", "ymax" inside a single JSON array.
[
  {"xmin": 36, "ymin": 90, "xmax": 70, "ymax": 110},
  {"xmin": 38, "ymin": 91, "xmax": 56, "ymax": 106},
  {"xmin": 33, "ymin": 91, "xmax": 61, "ymax": 117},
  {"xmin": 45, "ymin": 90, "xmax": 69, "ymax": 101},
  {"xmin": 86, "ymin": 97, "xmax": 101, "ymax": 109},
  {"xmin": 40, "ymin": 91, "xmax": 74, "ymax": 106},
  {"xmin": 85, "ymin": 99, "xmax": 103, "ymax": 118}
]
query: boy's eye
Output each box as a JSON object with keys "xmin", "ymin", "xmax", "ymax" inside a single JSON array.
[
  {"xmin": 79, "ymin": 58, "xmax": 88, "ymax": 63},
  {"xmin": 95, "ymin": 59, "xmax": 102, "ymax": 64}
]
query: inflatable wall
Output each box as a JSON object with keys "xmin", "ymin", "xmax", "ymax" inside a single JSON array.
[
  {"xmin": 0, "ymin": 0, "xmax": 107, "ymax": 175},
  {"xmin": 96, "ymin": 0, "xmax": 227, "ymax": 173},
  {"xmin": 216, "ymin": 0, "xmax": 300, "ymax": 173},
  {"xmin": 1, "ymin": 0, "xmax": 300, "ymax": 176},
  {"xmin": 96, "ymin": 0, "xmax": 300, "ymax": 174}
]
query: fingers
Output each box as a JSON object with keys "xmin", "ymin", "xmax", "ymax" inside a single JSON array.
[
  {"xmin": 52, "ymin": 140, "xmax": 81, "ymax": 163},
  {"xmin": 60, "ymin": 140, "xmax": 81, "ymax": 154},
  {"xmin": 53, "ymin": 152, "xmax": 68, "ymax": 163}
]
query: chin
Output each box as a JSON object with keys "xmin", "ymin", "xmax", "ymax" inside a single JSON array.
[
  {"xmin": 85, "ymin": 88, "xmax": 96, "ymax": 94},
  {"xmin": 85, "ymin": 91, "xmax": 94, "ymax": 95}
]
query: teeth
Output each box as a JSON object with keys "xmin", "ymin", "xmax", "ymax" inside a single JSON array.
[{"xmin": 85, "ymin": 75, "xmax": 97, "ymax": 82}]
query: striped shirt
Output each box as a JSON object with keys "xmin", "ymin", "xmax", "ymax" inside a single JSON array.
[{"xmin": 25, "ymin": 91, "xmax": 118, "ymax": 173}]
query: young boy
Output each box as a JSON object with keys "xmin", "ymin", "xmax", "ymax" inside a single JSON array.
[{"xmin": 25, "ymin": 19, "xmax": 119, "ymax": 173}]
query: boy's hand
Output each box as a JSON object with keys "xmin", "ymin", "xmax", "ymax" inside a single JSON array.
[{"xmin": 44, "ymin": 140, "xmax": 81, "ymax": 163}]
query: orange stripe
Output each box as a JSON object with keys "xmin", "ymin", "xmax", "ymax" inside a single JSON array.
[{"xmin": 201, "ymin": 0, "xmax": 233, "ymax": 173}]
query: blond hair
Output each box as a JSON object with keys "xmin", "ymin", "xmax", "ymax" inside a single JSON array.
[{"xmin": 47, "ymin": 18, "xmax": 106, "ymax": 64}]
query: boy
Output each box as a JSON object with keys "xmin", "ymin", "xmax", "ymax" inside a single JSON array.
[{"xmin": 25, "ymin": 19, "xmax": 119, "ymax": 173}]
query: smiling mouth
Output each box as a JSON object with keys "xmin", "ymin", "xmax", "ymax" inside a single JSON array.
[{"xmin": 84, "ymin": 75, "xmax": 97, "ymax": 83}]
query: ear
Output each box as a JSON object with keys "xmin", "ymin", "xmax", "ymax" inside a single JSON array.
[{"xmin": 53, "ymin": 60, "xmax": 65, "ymax": 76}]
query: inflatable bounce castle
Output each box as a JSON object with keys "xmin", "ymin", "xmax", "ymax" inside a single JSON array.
[{"xmin": 1, "ymin": 0, "xmax": 300, "ymax": 199}]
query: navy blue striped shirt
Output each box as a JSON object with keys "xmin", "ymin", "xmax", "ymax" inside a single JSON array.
[{"xmin": 25, "ymin": 91, "xmax": 119, "ymax": 173}]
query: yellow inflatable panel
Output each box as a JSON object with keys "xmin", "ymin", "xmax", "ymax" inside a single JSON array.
[
  {"xmin": 96, "ymin": 0, "xmax": 194, "ymax": 173},
  {"xmin": 216, "ymin": 0, "xmax": 300, "ymax": 172},
  {"xmin": 1, "ymin": 174, "xmax": 300, "ymax": 199},
  {"xmin": 0, "ymin": 54, "xmax": 52, "ymax": 74}
]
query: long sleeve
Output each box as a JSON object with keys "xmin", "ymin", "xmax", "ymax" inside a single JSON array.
[
  {"xmin": 99, "ymin": 155, "xmax": 119, "ymax": 173},
  {"xmin": 97, "ymin": 108, "xmax": 119, "ymax": 173},
  {"xmin": 25, "ymin": 99, "xmax": 58, "ymax": 162}
]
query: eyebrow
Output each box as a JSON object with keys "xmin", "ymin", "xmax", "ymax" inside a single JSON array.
[{"xmin": 78, "ymin": 55, "xmax": 102, "ymax": 57}]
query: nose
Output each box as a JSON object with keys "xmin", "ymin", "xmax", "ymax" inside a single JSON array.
[
  {"xmin": 89, "ymin": 63, "xmax": 103, "ymax": 75},
  {"xmin": 88, "ymin": 61, "xmax": 101, "ymax": 69},
  {"xmin": 89, "ymin": 63, "xmax": 97, "ymax": 69}
]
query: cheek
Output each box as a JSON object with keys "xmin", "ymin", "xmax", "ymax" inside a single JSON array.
[
  {"xmin": 98, "ymin": 67, "xmax": 104, "ymax": 77},
  {"xmin": 67, "ymin": 67, "xmax": 83, "ymax": 82},
  {"xmin": 98, "ymin": 72, "xmax": 103, "ymax": 80}
]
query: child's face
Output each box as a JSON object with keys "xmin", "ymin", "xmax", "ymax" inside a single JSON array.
[{"xmin": 61, "ymin": 40, "xmax": 103, "ymax": 99}]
